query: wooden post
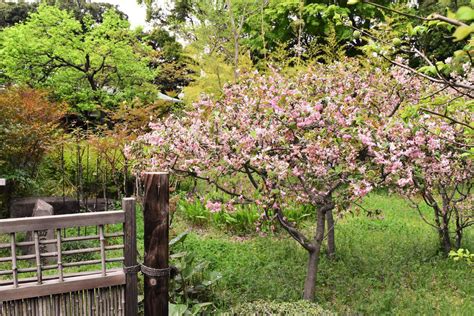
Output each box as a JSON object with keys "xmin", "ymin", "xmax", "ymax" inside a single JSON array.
[
  {"xmin": 123, "ymin": 197, "xmax": 138, "ymax": 316},
  {"xmin": 143, "ymin": 172, "xmax": 169, "ymax": 316}
]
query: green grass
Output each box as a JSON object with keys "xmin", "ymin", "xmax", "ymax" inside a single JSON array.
[{"xmin": 164, "ymin": 193, "xmax": 473, "ymax": 314}]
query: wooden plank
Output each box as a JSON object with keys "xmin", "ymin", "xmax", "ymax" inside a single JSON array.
[
  {"xmin": 143, "ymin": 172, "xmax": 169, "ymax": 316},
  {"xmin": 99, "ymin": 225, "xmax": 106, "ymax": 277},
  {"xmin": 0, "ymin": 211, "xmax": 125, "ymax": 234},
  {"xmin": 10, "ymin": 233, "xmax": 18, "ymax": 288},
  {"xmin": 123, "ymin": 198, "xmax": 138, "ymax": 316},
  {"xmin": 34, "ymin": 231, "xmax": 42, "ymax": 285},
  {"xmin": 0, "ymin": 271, "xmax": 125, "ymax": 301},
  {"xmin": 62, "ymin": 257, "xmax": 123, "ymax": 268},
  {"xmin": 56, "ymin": 229, "xmax": 63, "ymax": 282},
  {"xmin": 63, "ymin": 232, "xmax": 124, "ymax": 242},
  {"xmin": 0, "ymin": 268, "xmax": 125, "ymax": 287}
]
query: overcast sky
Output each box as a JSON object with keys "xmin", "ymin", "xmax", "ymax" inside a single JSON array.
[{"xmin": 92, "ymin": 0, "xmax": 149, "ymax": 28}]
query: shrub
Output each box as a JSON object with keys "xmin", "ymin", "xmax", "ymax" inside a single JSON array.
[
  {"xmin": 0, "ymin": 88, "xmax": 64, "ymax": 207},
  {"xmin": 230, "ymin": 300, "xmax": 333, "ymax": 315}
]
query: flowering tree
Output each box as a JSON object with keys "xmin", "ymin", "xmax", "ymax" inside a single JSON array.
[
  {"xmin": 131, "ymin": 59, "xmax": 424, "ymax": 300},
  {"xmin": 367, "ymin": 103, "xmax": 473, "ymax": 255}
]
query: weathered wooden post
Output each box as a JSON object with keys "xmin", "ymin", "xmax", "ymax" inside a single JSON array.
[
  {"xmin": 123, "ymin": 197, "xmax": 138, "ymax": 316},
  {"xmin": 143, "ymin": 172, "xmax": 169, "ymax": 316}
]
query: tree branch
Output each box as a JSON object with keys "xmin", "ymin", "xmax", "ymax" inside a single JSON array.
[{"xmin": 364, "ymin": 1, "xmax": 467, "ymax": 27}]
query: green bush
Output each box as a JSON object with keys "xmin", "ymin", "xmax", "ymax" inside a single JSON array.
[
  {"xmin": 177, "ymin": 195, "xmax": 315, "ymax": 235},
  {"xmin": 230, "ymin": 300, "xmax": 332, "ymax": 315},
  {"xmin": 178, "ymin": 198, "xmax": 210, "ymax": 226}
]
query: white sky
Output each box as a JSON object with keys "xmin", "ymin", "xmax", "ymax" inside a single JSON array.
[{"xmin": 92, "ymin": 0, "xmax": 147, "ymax": 28}]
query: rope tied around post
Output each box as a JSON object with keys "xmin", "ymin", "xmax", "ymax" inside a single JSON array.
[
  {"xmin": 140, "ymin": 264, "xmax": 170, "ymax": 277},
  {"xmin": 123, "ymin": 263, "xmax": 178, "ymax": 278}
]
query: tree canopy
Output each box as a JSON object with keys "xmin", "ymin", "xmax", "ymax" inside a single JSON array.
[{"xmin": 1, "ymin": 5, "xmax": 156, "ymax": 115}]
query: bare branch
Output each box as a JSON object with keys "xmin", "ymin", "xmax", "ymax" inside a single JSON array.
[{"xmin": 420, "ymin": 108, "xmax": 473, "ymax": 130}]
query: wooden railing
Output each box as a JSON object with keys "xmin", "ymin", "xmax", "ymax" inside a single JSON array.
[
  {"xmin": 0, "ymin": 172, "xmax": 169, "ymax": 316},
  {"xmin": 0, "ymin": 198, "xmax": 137, "ymax": 315}
]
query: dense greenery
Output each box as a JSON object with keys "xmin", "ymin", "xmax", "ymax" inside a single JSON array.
[
  {"xmin": 0, "ymin": 88, "xmax": 65, "ymax": 206},
  {"xmin": 0, "ymin": 0, "xmax": 472, "ymax": 314},
  {"xmin": 1, "ymin": 5, "xmax": 154, "ymax": 113}
]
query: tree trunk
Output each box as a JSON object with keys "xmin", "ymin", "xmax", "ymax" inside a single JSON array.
[
  {"xmin": 326, "ymin": 209, "xmax": 335, "ymax": 259},
  {"xmin": 455, "ymin": 229, "xmax": 462, "ymax": 250},
  {"xmin": 430, "ymin": 195, "xmax": 451, "ymax": 255},
  {"xmin": 439, "ymin": 225, "xmax": 451, "ymax": 255},
  {"xmin": 303, "ymin": 209, "xmax": 325, "ymax": 301},
  {"xmin": 303, "ymin": 249, "xmax": 318, "ymax": 300},
  {"xmin": 440, "ymin": 205, "xmax": 452, "ymax": 255},
  {"xmin": 454, "ymin": 211, "xmax": 462, "ymax": 249}
]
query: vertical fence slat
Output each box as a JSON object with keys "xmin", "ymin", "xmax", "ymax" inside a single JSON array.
[
  {"xmin": 56, "ymin": 229, "xmax": 63, "ymax": 282},
  {"xmin": 10, "ymin": 233, "xmax": 18, "ymax": 288},
  {"xmin": 123, "ymin": 198, "xmax": 137, "ymax": 316},
  {"xmin": 99, "ymin": 225, "xmax": 106, "ymax": 277},
  {"xmin": 143, "ymin": 172, "xmax": 169, "ymax": 316},
  {"xmin": 34, "ymin": 231, "xmax": 42, "ymax": 285},
  {"xmin": 120, "ymin": 285, "xmax": 125, "ymax": 316}
]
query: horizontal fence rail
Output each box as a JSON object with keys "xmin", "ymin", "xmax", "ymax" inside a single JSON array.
[
  {"xmin": 0, "ymin": 211, "xmax": 125, "ymax": 234},
  {"xmin": 0, "ymin": 199, "xmax": 137, "ymax": 315}
]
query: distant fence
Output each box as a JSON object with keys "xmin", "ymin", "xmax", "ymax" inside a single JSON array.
[{"xmin": 0, "ymin": 172, "xmax": 170, "ymax": 316}]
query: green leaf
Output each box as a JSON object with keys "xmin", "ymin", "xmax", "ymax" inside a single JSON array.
[
  {"xmin": 347, "ymin": 0, "xmax": 360, "ymax": 5},
  {"xmin": 447, "ymin": 9, "xmax": 456, "ymax": 19},
  {"xmin": 412, "ymin": 25, "xmax": 427, "ymax": 35},
  {"xmin": 418, "ymin": 65, "xmax": 437, "ymax": 76},
  {"xmin": 453, "ymin": 49, "xmax": 467, "ymax": 57},
  {"xmin": 456, "ymin": 6, "xmax": 474, "ymax": 21},
  {"xmin": 191, "ymin": 303, "xmax": 213, "ymax": 315},
  {"xmin": 209, "ymin": 271, "xmax": 223, "ymax": 282},
  {"xmin": 170, "ymin": 251, "xmax": 188, "ymax": 259},
  {"xmin": 169, "ymin": 303, "xmax": 188, "ymax": 316},
  {"xmin": 169, "ymin": 231, "xmax": 189, "ymax": 247},
  {"xmin": 452, "ymin": 24, "xmax": 474, "ymax": 41}
]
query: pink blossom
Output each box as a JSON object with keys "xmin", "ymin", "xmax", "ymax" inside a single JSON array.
[
  {"xmin": 397, "ymin": 177, "xmax": 412, "ymax": 187},
  {"xmin": 205, "ymin": 201, "xmax": 222, "ymax": 213}
]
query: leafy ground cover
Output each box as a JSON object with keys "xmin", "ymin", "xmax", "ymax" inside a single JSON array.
[{"xmin": 156, "ymin": 193, "xmax": 473, "ymax": 314}]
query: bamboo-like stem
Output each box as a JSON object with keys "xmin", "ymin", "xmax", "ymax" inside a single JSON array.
[
  {"xmin": 10, "ymin": 233, "xmax": 18, "ymax": 287},
  {"xmin": 56, "ymin": 229, "xmax": 63, "ymax": 282},
  {"xmin": 34, "ymin": 231, "xmax": 42, "ymax": 285},
  {"xmin": 99, "ymin": 225, "xmax": 107, "ymax": 276}
]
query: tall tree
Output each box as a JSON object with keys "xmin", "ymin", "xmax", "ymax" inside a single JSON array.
[
  {"xmin": 1, "ymin": 5, "xmax": 156, "ymax": 116},
  {"xmin": 143, "ymin": 27, "xmax": 192, "ymax": 94},
  {"xmin": 0, "ymin": 1, "xmax": 37, "ymax": 28}
]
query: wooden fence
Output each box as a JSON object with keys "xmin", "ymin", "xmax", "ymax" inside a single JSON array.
[{"xmin": 0, "ymin": 172, "xmax": 170, "ymax": 316}]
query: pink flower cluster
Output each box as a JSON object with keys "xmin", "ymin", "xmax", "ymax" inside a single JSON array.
[
  {"xmin": 205, "ymin": 200, "xmax": 222, "ymax": 213},
  {"xmin": 132, "ymin": 58, "xmax": 467, "ymax": 216}
]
